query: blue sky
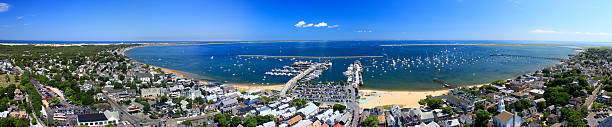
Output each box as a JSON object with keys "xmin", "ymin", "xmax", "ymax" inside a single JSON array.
[{"xmin": 0, "ymin": 0, "xmax": 611, "ymax": 42}]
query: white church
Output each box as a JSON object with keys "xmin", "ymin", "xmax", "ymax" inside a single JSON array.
[{"xmin": 493, "ymin": 97, "xmax": 523, "ymax": 127}]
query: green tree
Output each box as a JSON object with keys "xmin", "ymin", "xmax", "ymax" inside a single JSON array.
[
  {"xmin": 475, "ymin": 101, "xmax": 486, "ymax": 111},
  {"xmin": 474, "ymin": 110, "xmax": 491, "ymax": 127},
  {"xmin": 361, "ymin": 116, "xmax": 378, "ymax": 127},
  {"xmin": 333, "ymin": 104, "xmax": 347, "ymax": 113},
  {"xmin": 231, "ymin": 116, "xmax": 242, "ymax": 127}
]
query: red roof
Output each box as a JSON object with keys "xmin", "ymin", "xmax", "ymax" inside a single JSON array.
[
  {"xmin": 333, "ymin": 123, "xmax": 344, "ymax": 127},
  {"xmin": 13, "ymin": 89, "xmax": 21, "ymax": 93}
]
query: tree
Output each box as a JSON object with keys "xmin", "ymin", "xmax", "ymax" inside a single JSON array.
[
  {"xmin": 507, "ymin": 99, "xmax": 531, "ymax": 112},
  {"xmin": 536, "ymin": 101, "xmax": 547, "ymax": 112},
  {"xmin": 442, "ymin": 107, "xmax": 455, "ymax": 117},
  {"xmin": 333, "ymin": 104, "xmax": 347, "ymax": 113},
  {"xmin": 291, "ymin": 99, "xmax": 307, "ymax": 107},
  {"xmin": 231, "ymin": 116, "xmax": 242, "ymax": 127},
  {"xmin": 475, "ymin": 101, "xmax": 486, "ymax": 111},
  {"xmin": 214, "ymin": 114, "xmax": 231, "ymax": 127},
  {"xmin": 118, "ymin": 74, "xmax": 125, "ymax": 81},
  {"xmin": 361, "ymin": 116, "xmax": 378, "ymax": 127},
  {"xmin": 487, "ymin": 106, "xmax": 498, "ymax": 114},
  {"xmin": 491, "ymin": 80, "xmax": 507, "ymax": 86},
  {"xmin": 182, "ymin": 121, "xmax": 192, "ymax": 126},
  {"xmin": 426, "ymin": 98, "xmax": 444, "ymax": 109},
  {"xmin": 544, "ymin": 87, "xmax": 571, "ymax": 106},
  {"xmin": 474, "ymin": 110, "xmax": 491, "ymax": 127}
]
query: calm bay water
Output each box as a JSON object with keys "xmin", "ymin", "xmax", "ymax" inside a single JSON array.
[{"xmin": 125, "ymin": 41, "xmax": 578, "ymax": 90}]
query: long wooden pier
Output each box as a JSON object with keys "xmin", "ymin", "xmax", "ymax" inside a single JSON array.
[{"xmin": 237, "ymin": 55, "xmax": 383, "ymax": 59}]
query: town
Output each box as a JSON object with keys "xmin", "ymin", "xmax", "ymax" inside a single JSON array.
[{"xmin": 0, "ymin": 44, "xmax": 611, "ymax": 127}]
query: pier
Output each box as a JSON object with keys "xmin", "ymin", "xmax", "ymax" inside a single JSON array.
[
  {"xmin": 490, "ymin": 54, "xmax": 565, "ymax": 60},
  {"xmin": 344, "ymin": 60, "xmax": 363, "ymax": 87},
  {"xmin": 280, "ymin": 65, "xmax": 316, "ymax": 96},
  {"xmin": 237, "ymin": 55, "xmax": 384, "ymax": 59}
]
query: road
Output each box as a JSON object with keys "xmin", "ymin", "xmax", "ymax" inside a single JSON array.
[
  {"xmin": 585, "ymin": 83, "xmax": 603, "ymax": 126},
  {"xmin": 585, "ymin": 83, "xmax": 602, "ymax": 110},
  {"xmin": 102, "ymin": 92, "xmax": 139, "ymax": 127},
  {"xmin": 26, "ymin": 94, "xmax": 46, "ymax": 127}
]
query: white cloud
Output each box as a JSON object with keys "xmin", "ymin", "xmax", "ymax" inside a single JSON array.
[
  {"xmin": 23, "ymin": 24, "xmax": 30, "ymax": 26},
  {"xmin": 294, "ymin": 21, "xmax": 338, "ymax": 28},
  {"xmin": 294, "ymin": 21, "xmax": 307, "ymax": 27},
  {"xmin": 530, "ymin": 29, "xmax": 558, "ymax": 33},
  {"xmin": 355, "ymin": 30, "xmax": 373, "ymax": 33},
  {"xmin": 17, "ymin": 16, "xmax": 23, "ymax": 20},
  {"xmin": 314, "ymin": 22, "xmax": 328, "ymax": 27},
  {"xmin": 0, "ymin": 3, "xmax": 10, "ymax": 13},
  {"xmin": 575, "ymin": 32, "xmax": 610, "ymax": 36}
]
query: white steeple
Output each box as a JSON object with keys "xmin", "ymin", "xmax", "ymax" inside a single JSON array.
[{"xmin": 498, "ymin": 97, "xmax": 505, "ymax": 113}]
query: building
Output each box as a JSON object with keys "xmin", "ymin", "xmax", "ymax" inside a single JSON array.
[
  {"xmin": 141, "ymin": 87, "xmax": 166, "ymax": 99},
  {"xmin": 77, "ymin": 113, "xmax": 110, "ymax": 127},
  {"xmin": 13, "ymin": 89, "xmax": 24, "ymax": 101},
  {"xmin": 492, "ymin": 98, "xmax": 522, "ymax": 127},
  {"xmin": 8, "ymin": 111, "xmax": 28, "ymax": 118},
  {"xmin": 442, "ymin": 90, "xmax": 485, "ymax": 112}
]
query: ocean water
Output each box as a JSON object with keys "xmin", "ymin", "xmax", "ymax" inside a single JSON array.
[{"xmin": 125, "ymin": 40, "xmax": 578, "ymax": 90}]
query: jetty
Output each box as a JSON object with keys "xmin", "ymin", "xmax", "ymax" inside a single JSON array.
[
  {"xmin": 237, "ymin": 55, "xmax": 383, "ymax": 59},
  {"xmin": 489, "ymin": 54, "xmax": 565, "ymax": 60},
  {"xmin": 280, "ymin": 65, "xmax": 317, "ymax": 96}
]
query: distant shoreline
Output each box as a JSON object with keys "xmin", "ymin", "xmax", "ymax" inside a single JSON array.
[{"xmin": 380, "ymin": 43, "xmax": 575, "ymax": 46}]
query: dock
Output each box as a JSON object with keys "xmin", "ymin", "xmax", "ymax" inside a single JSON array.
[{"xmin": 237, "ymin": 55, "xmax": 383, "ymax": 59}]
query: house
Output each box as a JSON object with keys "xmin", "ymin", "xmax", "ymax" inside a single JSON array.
[
  {"xmin": 103, "ymin": 110, "xmax": 120, "ymax": 125},
  {"xmin": 445, "ymin": 119, "xmax": 460, "ymax": 127},
  {"xmin": 77, "ymin": 113, "xmax": 110, "ymax": 127},
  {"xmin": 597, "ymin": 95, "xmax": 611, "ymax": 103},
  {"xmin": 220, "ymin": 98, "xmax": 238, "ymax": 108},
  {"xmin": 569, "ymin": 97, "xmax": 583, "ymax": 106},
  {"xmin": 293, "ymin": 120, "xmax": 313, "ymax": 127},
  {"xmin": 13, "ymin": 89, "xmax": 24, "ymax": 101},
  {"xmin": 442, "ymin": 90, "xmax": 485, "ymax": 112},
  {"xmin": 141, "ymin": 88, "xmax": 166, "ymax": 99},
  {"xmin": 136, "ymin": 72, "xmax": 153, "ymax": 83},
  {"xmin": 285, "ymin": 115, "xmax": 303, "ymax": 126},
  {"xmin": 505, "ymin": 81, "xmax": 527, "ymax": 91},
  {"xmin": 8, "ymin": 111, "xmax": 28, "ymax": 118},
  {"xmin": 297, "ymin": 102, "xmax": 319, "ymax": 118}
]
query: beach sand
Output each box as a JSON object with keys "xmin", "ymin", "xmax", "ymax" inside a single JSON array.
[
  {"xmin": 358, "ymin": 84, "xmax": 487, "ymax": 109},
  {"xmin": 358, "ymin": 89, "xmax": 449, "ymax": 108},
  {"xmin": 233, "ymin": 84, "xmax": 284, "ymax": 92}
]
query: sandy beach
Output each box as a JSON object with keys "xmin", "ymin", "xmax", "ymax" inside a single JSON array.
[
  {"xmin": 358, "ymin": 84, "xmax": 487, "ymax": 109},
  {"xmin": 233, "ymin": 84, "xmax": 285, "ymax": 92}
]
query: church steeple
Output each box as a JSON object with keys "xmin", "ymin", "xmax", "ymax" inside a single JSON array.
[{"xmin": 498, "ymin": 96, "xmax": 505, "ymax": 113}]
